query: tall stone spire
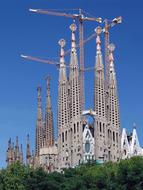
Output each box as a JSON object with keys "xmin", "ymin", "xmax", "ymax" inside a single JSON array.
[
  {"xmin": 35, "ymin": 86, "xmax": 43, "ymax": 156},
  {"xmin": 94, "ymin": 27, "xmax": 107, "ymax": 162},
  {"xmin": 58, "ymin": 39, "xmax": 68, "ymax": 82},
  {"xmin": 12, "ymin": 142, "xmax": 15, "ymax": 162},
  {"xmin": 26, "ymin": 134, "xmax": 31, "ymax": 165},
  {"xmin": 57, "ymin": 38, "xmax": 70, "ymax": 168},
  {"xmin": 108, "ymin": 44, "xmax": 120, "ymax": 130},
  {"xmin": 6, "ymin": 138, "xmax": 14, "ymax": 166},
  {"xmin": 69, "ymin": 23, "xmax": 81, "ymax": 119},
  {"xmin": 57, "ymin": 39, "xmax": 69, "ymax": 130},
  {"xmin": 94, "ymin": 27, "xmax": 106, "ymax": 117},
  {"xmin": 45, "ymin": 76, "xmax": 54, "ymax": 147},
  {"xmin": 68, "ymin": 23, "xmax": 82, "ymax": 166},
  {"xmin": 107, "ymin": 43, "xmax": 120, "ymax": 161},
  {"xmin": 19, "ymin": 144, "xmax": 23, "ymax": 164},
  {"xmin": 15, "ymin": 136, "xmax": 20, "ymax": 162}
]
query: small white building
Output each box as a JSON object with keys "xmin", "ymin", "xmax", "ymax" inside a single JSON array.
[{"xmin": 121, "ymin": 125, "xmax": 143, "ymax": 159}]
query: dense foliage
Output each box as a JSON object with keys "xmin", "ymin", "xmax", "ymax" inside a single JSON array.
[{"xmin": 1, "ymin": 157, "xmax": 143, "ymax": 190}]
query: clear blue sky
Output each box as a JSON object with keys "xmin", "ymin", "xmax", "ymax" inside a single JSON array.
[{"xmin": 0, "ymin": 0, "xmax": 143, "ymax": 168}]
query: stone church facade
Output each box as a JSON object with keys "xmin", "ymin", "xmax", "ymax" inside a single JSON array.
[{"xmin": 6, "ymin": 23, "xmax": 143, "ymax": 171}]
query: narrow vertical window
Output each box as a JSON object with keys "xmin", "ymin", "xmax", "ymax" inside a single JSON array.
[{"xmin": 62, "ymin": 132, "xmax": 64, "ymax": 143}]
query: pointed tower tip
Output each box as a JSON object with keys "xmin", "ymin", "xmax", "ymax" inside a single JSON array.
[
  {"xmin": 37, "ymin": 86, "xmax": 41, "ymax": 92},
  {"xmin": 37, "ymin": 86, "xmax": 42, "ymax": 98},
  {"xmin": 8, "ymin": 138, "xmax": 12, "ymax": 148},
  {"xmin": 133, "ymin": 122, "xmax": 136, "ymax": 129},
  {"xmin": 45, "ymin": 75, "xmax": 51, "ymax": 85},
  {"xmin": 58, "ymin": 39, "xmax": 66, "ymax": 48},
  {"xmin": 108, "ymin": 43, "xmax": 116, "ymax": 62},
  {"xmin": 95, "ymin": 26, "xmax": 102, "ymax": 55},
  {"xmin": 27, "ymin": 134, "xmax": 30, "ymax": 141},
  {"xmin": 58, "ymin": 39, "xmax": 66, "ymax": 65},
  {"xmin": 70, "ymin": 23, "xmax": 77, "ymax": 32},
  {"xmin": 9, "ymin": 138, "xmax": 11, "ymax": 143},
  {"xmin": 108, "ymin": 43, "xmax": 116, "ymax": 53},
  {"xmin": 108, "ymin": 43, "xmax": 116, "ymax": 75},
  {"xmin": 70, "ymin": 23, "xmax": 77, "ymax": 54},
  {"xmin": 95, "ymin": 26, "xmax": 102, "ymax": 35}
]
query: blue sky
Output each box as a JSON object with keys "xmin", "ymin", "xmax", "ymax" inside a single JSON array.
[{"xmin": 0, "ymin": 0, "xmax": 143, "ymax": 167}]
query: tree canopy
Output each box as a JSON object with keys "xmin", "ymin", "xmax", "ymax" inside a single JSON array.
[{"xmin": 1, "ymin": 157, "xmax": 143, "ymax": 190}]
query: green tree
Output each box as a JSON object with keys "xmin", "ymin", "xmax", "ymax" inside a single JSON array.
[
  {"xmin": 2, "ymin": 162, "xmax": 26, "ymax": 190},
  {"xmin": 1, "ymin": 157, "xmax": 143, "ymax": 190}
]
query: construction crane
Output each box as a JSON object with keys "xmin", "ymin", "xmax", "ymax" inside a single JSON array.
[
  {"xmin": 103, "ymin": 16, "xmax": 122, "ymax": 89},
  {"xmin": 21, "ymin": 16, "xmax": 121, "ymax": 76},
  {"xmin": 21, "ymin": 31, "xmax": 97, "ymax": 68},
  {"xmin": 21, "ymin": 54, "xmax": 94, "ymax": 71},
  {"xmin": 21, "ymin": 55, "xmax": 58, "ymax": 65},
  {"xmin": 21, "ymin": 16, "xmax": 122, "ymax": 74},
  {"xmin": 29, "ymin": 8, "xmax": 102, "ymax": 112}
]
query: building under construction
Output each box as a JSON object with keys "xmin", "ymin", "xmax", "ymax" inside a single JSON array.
[{"xmin": 6, "ymin": 9, "xmax": 143, "ymax": 172}]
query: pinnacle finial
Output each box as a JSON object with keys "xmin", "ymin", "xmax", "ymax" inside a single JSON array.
[
  {"xmin": 70, "ymin": 23, "xmax": 77, "ymax": 53},
  {"xmin": 108, "ymin": 43, "xmax": 116, "ymax": 52},
  {"xmin": 58, "ymin": 39, "xmax": 66, "ymax": 65},
  {"xmin": 37, "ymin": 86, "xmax": 42, "ymax": 105},
  {"xmin": 95, "ymin": 26, "xmax": 102, "ymax": 54},
  {"xmin": 95, "ymin": 26, "xmax": 102, "ymax": 35},
  {"xmin": 8, "ymin": 138, "xmax": 11, "ymax": 147},
  {"xmin": 108, "ymin": 43, "xmax": 116, "ymax": 85},
  {"xmin": 37, "ymin": 86, "xmax": 41, "ymax": 96},
  {"xmin": 133, "ymin": 122, "xmax": 136, "ymax": 129},
  {"xmin": 108, "ymin": 43, "xmax": 115, "ymax": 62},
  {"xmin": 70, "ymin": 23, "xmax": 77, "ymax": 32},
  {"xmin": 58, "ymin": 39, "xmax": 66, "ymax": 48},
  {"xmin": 45, "ymin": 75, "xmax": 51, "ymax": 87}
]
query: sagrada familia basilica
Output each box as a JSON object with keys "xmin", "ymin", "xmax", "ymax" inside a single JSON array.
[{"xmin": 6, "ymin": 17, "xmax": 143, "ymax": 172}]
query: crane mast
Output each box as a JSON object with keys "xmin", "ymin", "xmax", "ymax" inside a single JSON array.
[{"xmin": 79, "ymin": 9, "xmax": 85, "ymax": 111}]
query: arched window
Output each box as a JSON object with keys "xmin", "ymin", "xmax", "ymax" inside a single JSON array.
[
  {"xmin": 113, "ymin": 131, "xmax": 115, "ymax": 141},
  {"xmin": 100, "ymin": 122, "xmax": 102, "ymax": 132},
  {"xmin": 62, "ymin": 132, "xmax": 64, "ymax": 143},
  {"xmin": 65, "ymin": 131, "xmax": 67, "ymax": 141},
  {"xmin": 74, "ymin": 124, "xmax": 76, "ymax": 134},
  {"xmin": 103, "ymin": 123, "xmax": 105, "ymax": 133},
  {"xmin": 77, "ymin": 122, "xmax": 79, "ymax": 132}
]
